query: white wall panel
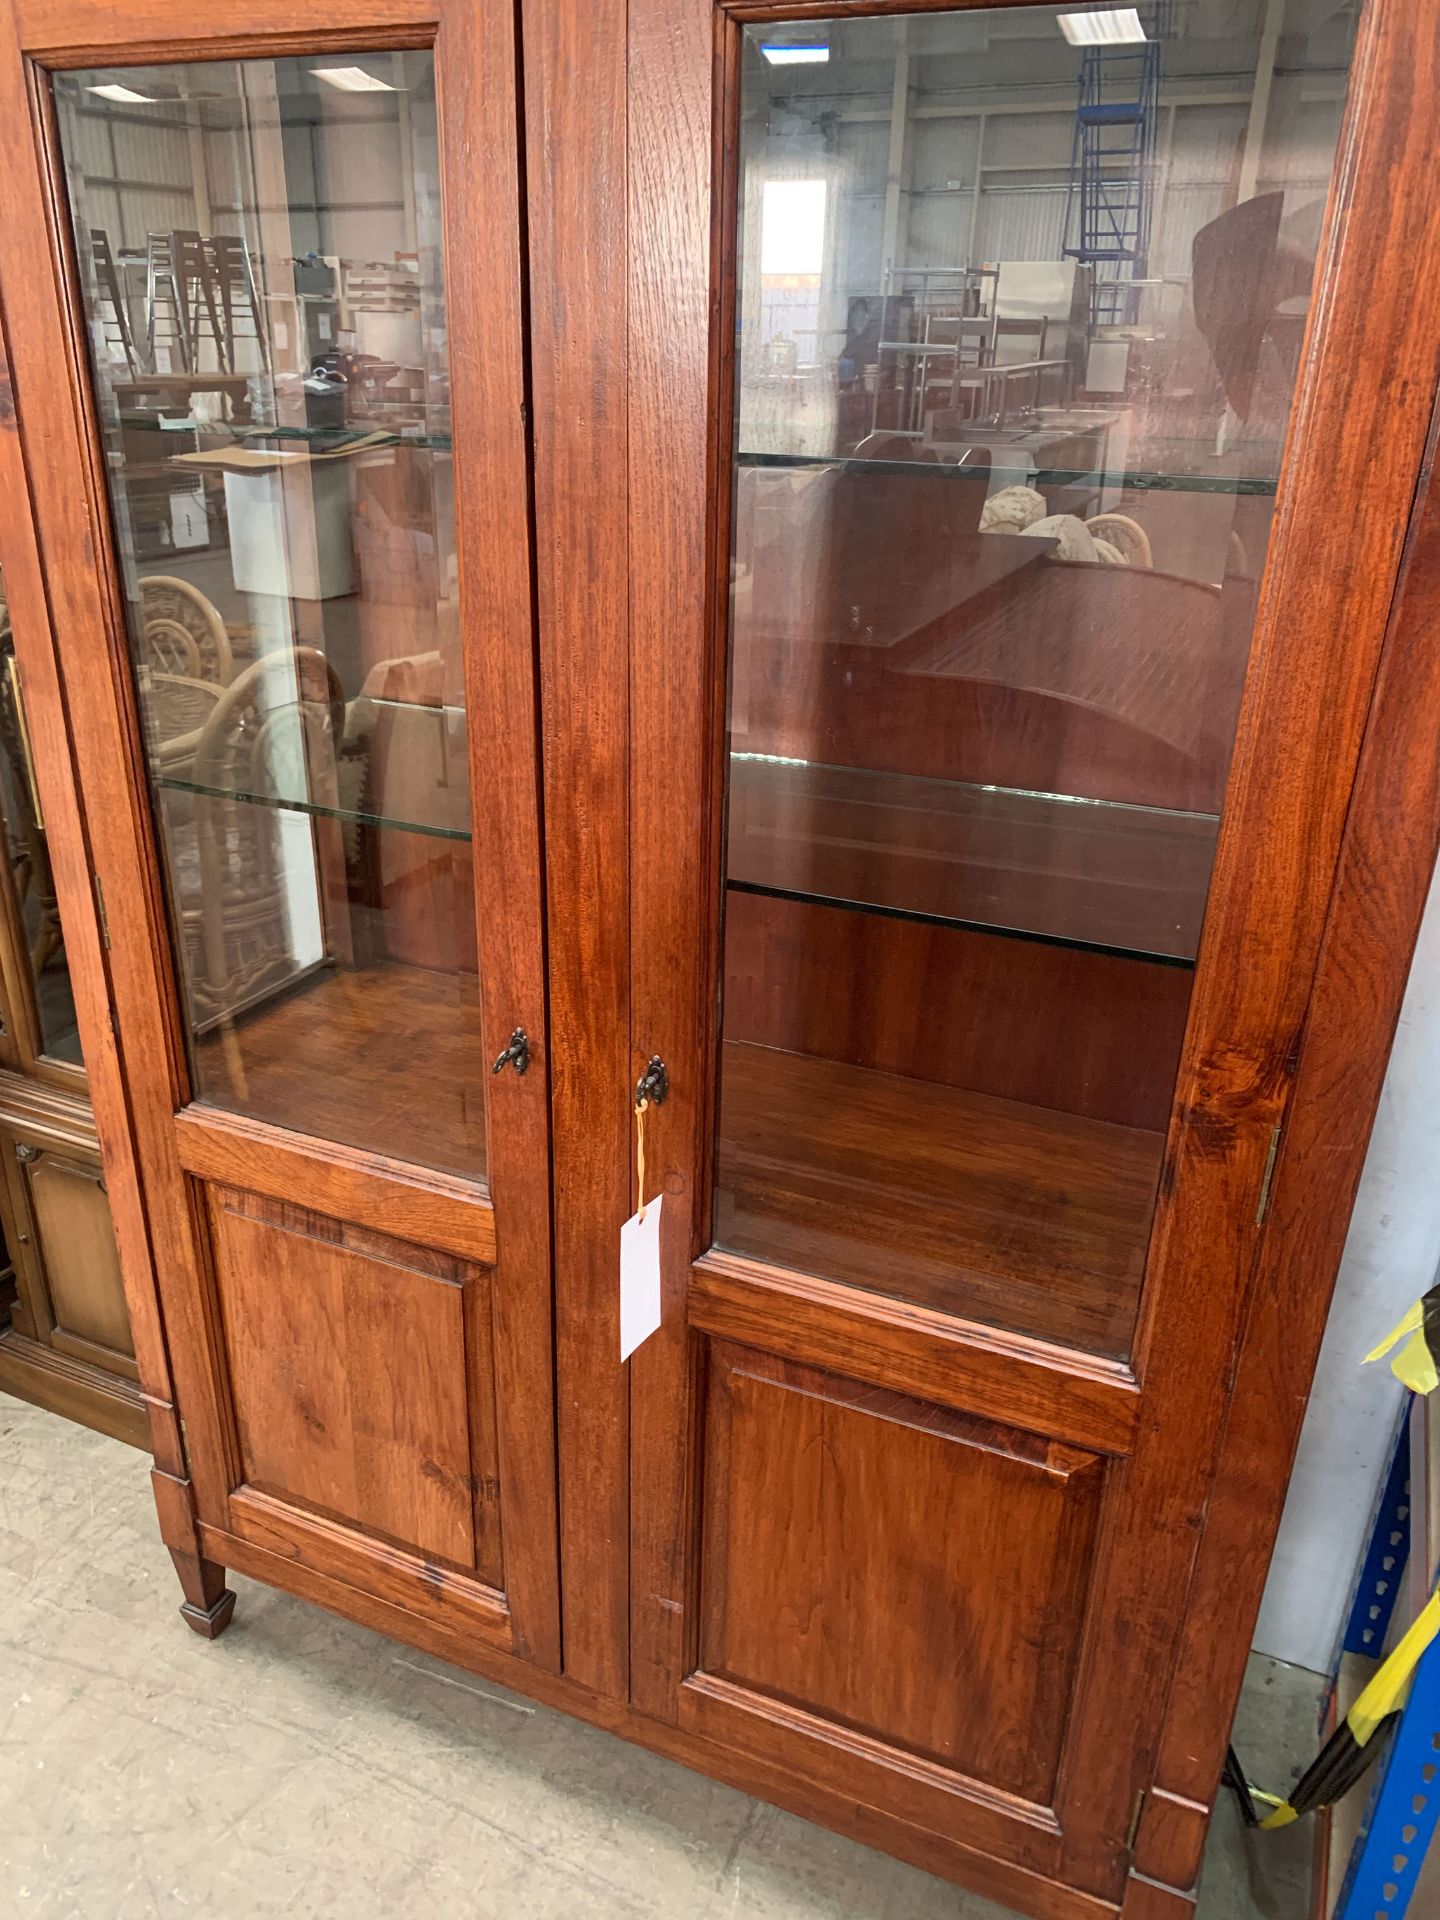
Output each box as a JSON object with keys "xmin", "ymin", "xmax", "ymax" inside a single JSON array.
[
  {"xmin": 1255, "ymin": 866, "xmax": 1440, "ymax": 1673},
  {"xmin": 975, "ymin": 186, "xmax": 1067, "ymax": 264}
]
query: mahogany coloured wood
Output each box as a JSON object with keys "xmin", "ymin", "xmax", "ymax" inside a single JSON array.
[
  {"xmin": 208, "ymin": 1184, "xmax": 503, "ymax": 1584},
  {"xmin": 699, "ymin": 1341, "xmax": 1104, "ymax": 1804},
  {"xmin": 716, "ymin": 1040, "xmax": 1160, "ymax": 1355},
  {"xmin": 521, "ymin": 0, "xmax": 634, "ymax": 1697},
  {"xmin": 1135, "ymin": 381, "xmax": 1440, "ymax": 1898},
  {"xmin": 0, "ymin": 0, "xmax": 561, "ymax": 1670},
  {"xmin": 189, "ymin": 962, "xmax": 488, "ymax": 1185},
  {"xmin": 2, "ymin": 5, "xmax": 1440, "ymax": 1920},
  {"xmin": 723, "ymin": 888, "xmax": 1189, "ymax": 1135},
  {"xmin": 623, "ymin": 0, "xmax": 1440, "ymax": 1914}
]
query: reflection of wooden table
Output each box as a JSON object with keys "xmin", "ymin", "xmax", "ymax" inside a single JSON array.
[{"xmin": 114, "ymin": 373, "xmax": 255, "ymax": 422}]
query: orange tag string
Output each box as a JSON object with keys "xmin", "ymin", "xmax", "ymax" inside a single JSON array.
[{"xmin": 635, "ymin": 1097, "xmax": 649, "ymax": 1223}]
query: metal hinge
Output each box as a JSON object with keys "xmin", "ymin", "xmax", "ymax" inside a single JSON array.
[
  {"xmin": 93, "ymin": 874, "xmax": 111, "ymax": 950},
  {"xmin": 1255, "ymin": 1124, "xmax": 1282, "ymax": 1226},
  {"xmin": 1126, "ymin": 1788, "xmax": 1147, "ymax": 1855}
]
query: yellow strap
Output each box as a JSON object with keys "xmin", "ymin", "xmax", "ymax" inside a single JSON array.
[
  {"xmin": 1347, "ymin": 1588, "xmax": 1440, "ymax": 1743},
  {"xmin": 1365, "ymin": 1299, "xmax": 1440, "ymax": 1393},
  {"xmin": 1365, "ymin": 1301, "xmax": 1424, "ymax": 1364},
  {"xmin": 1258, "ymin": 1800, "xmax": 1298, "ymax": 1831}
]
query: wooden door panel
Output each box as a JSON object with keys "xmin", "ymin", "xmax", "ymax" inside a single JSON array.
[
  {"xmin": 0, "ymin": 0, "xmax": 558, "ymax": 1665},
  {"xmin": 0, "ymin": 1112, "xmax": 137, "ymax": 1376},
  {"xmin": 25, "ymin": 1149, "xmax": 132, "ymax": 1362},
  {"xmin": 698, "ymin": 1341, "xmax": 1103, "ymax": 1806},
  {"xmin": 622, "ymin": 0, "xmax": 1440, "ymax": 1907},
  {"xmin": 208, "ymin": 1185, "xmax": 500, "ymax": 1580}
]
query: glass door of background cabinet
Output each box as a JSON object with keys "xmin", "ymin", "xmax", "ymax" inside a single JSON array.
[
  {"xmin": 627, "ymin": 0, "xmax": 1434, "ymax": 1904},
  {"xmin": 0, "ymin": 3, "xmax": 558, "ymax": 1665}
]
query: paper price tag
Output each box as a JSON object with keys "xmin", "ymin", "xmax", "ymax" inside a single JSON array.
[{"xmin": 619, "ymin": 1192, "xmax": 663, "ymax": 1362}]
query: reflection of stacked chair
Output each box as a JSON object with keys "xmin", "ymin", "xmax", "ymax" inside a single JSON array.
[
  {"xmin": 184, "ymin": 648, "xmax": 345, "ymax": 1023},
  {"xmin": 206, "ymin": 235, "xmax": 268, "ymax": 374},
  {"xmin": 146, "ymin": 231, "xmax": 217, "ymax": 373}
]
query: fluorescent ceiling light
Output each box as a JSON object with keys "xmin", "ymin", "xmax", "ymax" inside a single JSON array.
[
  {"xmin": 1059, "ymin": 8, "xmax": 1147, "ymax": 45},
  {"xmin": 759, "ymin": 43, "xmax": 830, "ymax": 66},
  {"xmin": 88, "ymin": 83, "xmax": 158, "ymax": 103},
  {"xmin": 310, "ymin": 66, "xmax": 395, "ymax": 92}
]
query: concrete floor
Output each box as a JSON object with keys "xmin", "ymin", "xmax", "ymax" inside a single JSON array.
[{"xmin": 1, "ymin": 1392, "xmax": 1322, "ymax": 1918}]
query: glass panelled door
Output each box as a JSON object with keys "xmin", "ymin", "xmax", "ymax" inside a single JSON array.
[
  {"xmin": 54, "ymin": 53, "xmax": 484, "ymax": 1174},
  {"xmin": 8, "ymin": 4, "xmax": 557, "ymax": 1665},
  {"xmin": 716, "ymin": 0, "xmax": 1357, "ymax": 1360},
  {"xmin": 627, "ymin": 0, "xmax": 1380, "ymax": 1902}
]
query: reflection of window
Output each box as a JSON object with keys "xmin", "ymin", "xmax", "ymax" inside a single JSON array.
[
  {"xmin": 760, "ymin": 179, "xmax": 826, "ymax": 275},
  {"xmin": 759, "ymin": 178, "xmax": 826, "ymax": 362}
]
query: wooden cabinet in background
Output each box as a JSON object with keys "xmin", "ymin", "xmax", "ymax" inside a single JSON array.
[
  {"xmin": 1, "ymin": 2, "xmax": 1439, "ymax": 1917},
  {"xmin": 0, "ymin": 559, "xmax": 140, "ymax": 1447}
]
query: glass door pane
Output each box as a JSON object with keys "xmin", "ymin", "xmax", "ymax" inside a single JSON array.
[
  {"xmin": 53, "ymin": 53, "xmax": 484, "ymax": 1179},
  {"xmin": 717, "ymin": 1, "xmax": 1359, "ymax": 1357},
  {"xmin": 0, "ymin": 563, "xmax": 82, "ymax": 1067}
]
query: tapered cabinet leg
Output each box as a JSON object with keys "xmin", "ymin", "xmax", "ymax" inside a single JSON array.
[
  {"xmin": 169, "ymin": 1547, "xmax": 236, "ymax": 1639},
  {"xmin": 1120, "ymin": 1871, "xmax": 1196, "ymax": 1918}
]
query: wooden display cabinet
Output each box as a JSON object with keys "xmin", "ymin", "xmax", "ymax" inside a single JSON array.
[
  {"xmin": 0, "ymin": 505, "xmax": 140, "ymax": 1446},
  {"xmin": 0, "ymin": 1, "xmax": 1438, "ymax": 1915}
]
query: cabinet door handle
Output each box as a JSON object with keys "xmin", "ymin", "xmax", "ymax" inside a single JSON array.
[{"xmin": 491, "ymin": 1027, "xmax": 531, "ymax": 1076}]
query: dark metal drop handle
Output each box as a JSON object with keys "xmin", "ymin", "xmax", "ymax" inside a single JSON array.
[
  {"xmin": 491, "ymin": 1028, "xmax": 531, "ymax": 1077},
  {"xmin": 635, "ymin": 1056, "xmax": 669, "ymax": 1108}
]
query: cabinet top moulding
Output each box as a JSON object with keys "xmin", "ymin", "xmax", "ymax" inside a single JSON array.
[{"xmin": 7, "ymin": 2, "xmax": 436, "ymax": 67}]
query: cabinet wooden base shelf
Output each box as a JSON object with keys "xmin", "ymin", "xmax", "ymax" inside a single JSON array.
[
  {"xmin": 716, "ymin": 1041, "xmax": 1160, "ymax": 1359},
  {"xmin": 0, "ymin": 1321, "xmax": 146, "ymax": 1448},
  {"xmin": 192, "ymin": 961, "xmax": 487, "ymax": 1183}
]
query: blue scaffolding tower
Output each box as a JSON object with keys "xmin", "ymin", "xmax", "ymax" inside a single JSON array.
[{"xmin": 1062, "ymin": 5, "xmax": 1169, "ymax": 327}]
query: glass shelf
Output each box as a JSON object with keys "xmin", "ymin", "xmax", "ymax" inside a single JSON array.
[
  {"xmin": 726, "ymin": 753, "xmax": 1217, "ymax": 966},
  {"xmin": 736, "ymin": 449, "xmax": 1280, "ymax": 498},
  {"xmin": 155, "ymin": 774, "xmax": 473, "ymax": 844}
]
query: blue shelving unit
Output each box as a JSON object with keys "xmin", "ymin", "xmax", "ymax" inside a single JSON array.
[{"xmin": 1317, "ymin": 1401, "xmax": 1440, "ymax": 1918}]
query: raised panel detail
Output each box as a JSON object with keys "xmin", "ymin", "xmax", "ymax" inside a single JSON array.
[
  {"xmin": 207, "ymin": 1186, "xmax": 501, "ymax": 1581},
  {"xmin": 699, "ymin": 1343, "xmax": 1104, "ymax": 1805},
  {"xmin": 24, "ymin": 1149, "xmax": 132, "ymax": 1361}
]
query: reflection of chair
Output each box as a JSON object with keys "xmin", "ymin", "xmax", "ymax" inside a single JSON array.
[
  {"xmin": 143, "ymin": 669, "xmax": 224, "ymax": 782},
  {"xmin": 183, "ymin": 648, "xmax": 345, "ymax": 1024},
  {"xmin": 139, "ymin": 575, "xmax": 233, "ymax": 685},
  {"xmin": 1086, "ymin": 513, "xmax": 1152, "ymax": 569}
]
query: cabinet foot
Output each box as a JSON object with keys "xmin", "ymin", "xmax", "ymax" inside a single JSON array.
[{"xmin": 169, "ymin": 1548, "xmax": 236, "ymax": 1639}]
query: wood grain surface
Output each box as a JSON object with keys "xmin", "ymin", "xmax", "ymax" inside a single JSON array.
[
  {"xmin": 522, "ymin": 0, "xmax": 633, "ymax": 1697},
  {"xmin": 716, "ymin": 1040, "xmax": 1160, "ymax": 1357}
]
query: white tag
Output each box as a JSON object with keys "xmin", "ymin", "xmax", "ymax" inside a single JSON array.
[{"xmin": 619, "ymin": 1193, "xmax": 663, "ymax": 1362}]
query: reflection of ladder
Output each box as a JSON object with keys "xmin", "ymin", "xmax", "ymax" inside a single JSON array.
[
  {"xmin": 207, "ymin": 235, "xmax": 269, "ymax": 374},
  {"xmin": 89, "ymin": 227, "xmax": 140, "ymax": 377},
  {"xmin": 1062, "ymin": 3, "xmax": 1167, "ymax": 328}
]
